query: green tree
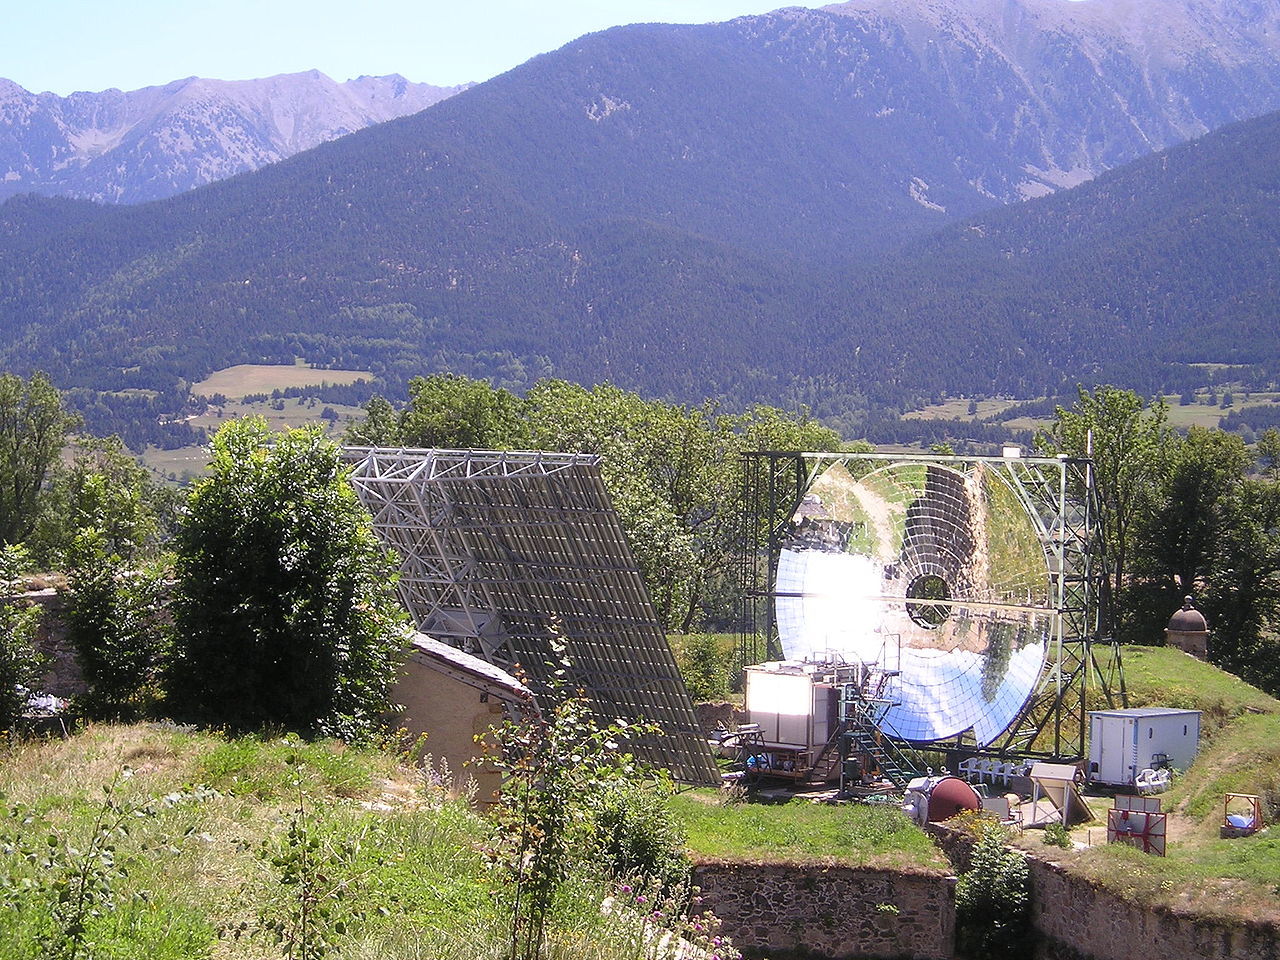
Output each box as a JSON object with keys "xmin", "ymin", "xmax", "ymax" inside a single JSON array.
[
  {"xmin": 396, "ymin": 374, "xmax": 525, "ymax": 449},
  {"xmin": 522, "ymin": 380, "xmax": 700, "ymax": 627},
  {"xmin": 344, "ymin": 395, "xmax": 400, "ymax": 447},
  {"xmin": 0, "ymin": 545, "xmax": 41, "ymax": 727},
  {"xmin": 351, "ymin": 376, "xmax": 842, "ymax": 630},
  {"xmin": 62, "ymin": 532, "xmax": 171, "ymax": 720},
  {"xmin": 676, "ymin": 404, "xmax": 840, "ymax": 631},
  {"xmin": 29, "ymin": 435, "xmax": 176, "ymax": 568},
  {"xmin": 1203, "ymin": 477, "xmax": 1280, "ymax": 696},
  {"xmin": 1127, "ymin": 428, "xmax": 1250, "ymax": 638},
  {"xmin": 954, "ymin": 829, "xmax": 1030, "ymax": 960},
  {"xmin": 167, "ymin": 418, "xmax": 407, "ymax": 738},
  {"xmin": 0, "ymin": 372, "xmax": 80, "ymax": 547},
  {"xmin": 1037, "ymin": 386, "xmax": 1170, "ymax": 637}
]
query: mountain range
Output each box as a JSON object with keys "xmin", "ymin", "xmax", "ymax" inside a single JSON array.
[
  {"xmin": 3, "ymin": 0, "xmax": 1280, "ymax": 431},
  {"xmin": 0, "ymin": 72, "xmax": 467, "ymax": 204}
]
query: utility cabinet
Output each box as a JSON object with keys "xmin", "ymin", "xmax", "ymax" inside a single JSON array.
[
  {"xmin": 1088, "ymin": 708, "xmax": 1201, "ymax": 786},
  {"xmin": 744, "ymin": 663, "xmax": 836, "ymax": 749}
]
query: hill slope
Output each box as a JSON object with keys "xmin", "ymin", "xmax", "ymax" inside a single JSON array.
[
  {"xmin": 806, "ymin": 108, "xmax": 1280, "ymax": 403},
  {"xmin": 5, "ymin": 0, "xmax": 1280, "ymax": 409}
]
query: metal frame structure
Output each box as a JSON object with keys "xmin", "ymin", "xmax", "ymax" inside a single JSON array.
[
  {"xmin": 738, "ymin": 450, "xmax": 1125, "ymax": 764},
  {"xmin": 346, "ymin": 447, "xmax": 719, "ymax": 785}
]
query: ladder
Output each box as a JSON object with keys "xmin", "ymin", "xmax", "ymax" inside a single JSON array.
[{"xmin": 836, "ymin": 656, "xmax": 922, "ymax": 790}]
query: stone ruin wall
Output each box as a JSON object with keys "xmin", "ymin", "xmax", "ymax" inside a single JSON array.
[
  {"xmin": 1029, "ymin": 857, "xmax": 1280, "ymax": 960},
  {"xmin": 692, "ymin": 859, "xmax": 955, "ymax": 960},
  {"xmin": 927, "ymin": 822, "xmax": 1280, "ymax": 960},
  {"xmin": 19, "ymin": 589, "xmax": 84, "ymax": 698}
]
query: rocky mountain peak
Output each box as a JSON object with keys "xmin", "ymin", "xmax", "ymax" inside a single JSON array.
[{"xmin": 0, "ymin": 71, "xmax": 468, "ymax": 204}]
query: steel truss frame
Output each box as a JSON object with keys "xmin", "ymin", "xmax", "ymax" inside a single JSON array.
[
  {"xmin": 346, "ymin": 447, "xmax": 719, "ymax": 785},
  {"xmin": 738, "ymin": 451, "xmax": 1126, "ymax": 763}
]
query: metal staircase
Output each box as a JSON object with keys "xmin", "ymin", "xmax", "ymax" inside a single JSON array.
[{"xmin": 835, "ymin": 650, "xmax": 923, "ymax": 790}]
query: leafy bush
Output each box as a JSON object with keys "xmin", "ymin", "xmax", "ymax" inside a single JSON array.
[
  {"xmin": 675, "ymin": 633, "xmax": 732, "ymax": 702},
  {"xmin": 0, "ymin": 545, "xmax": 41, "ymax": 728},
  {"xmin": 1042, "ymin": 822, "xmax": 1072, "ymax": 849},
  {"xmin": 954, "ymin": 829, "xmax": 1031, "ymax": 960},
  {"xmin": 167, "ymin": 419, "xmax": 407, "ymax": 739},
  {"xmin": 63, "ymin": 534, "xmax": 171, "ymax": 720},
  {"xmin": 590, "ymin": 779, "xmax": 691, "ymax": 898}
]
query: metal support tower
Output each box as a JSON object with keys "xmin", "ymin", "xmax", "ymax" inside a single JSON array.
[{"xmin": 346, "ymin": 447, "xmax": 720, "ymax": 785}]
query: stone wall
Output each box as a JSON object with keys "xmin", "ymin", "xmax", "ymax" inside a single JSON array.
[
  {"xmin": 19, "ymin": 589, "xmax": 84, "ymax": 698},
  {"xmin": 1029, "ymin": 857, "xmax": 1280, "ymax": 960},
  {"xmin": 692, "ymin": 860, "xmax": 955, "ymax": 960},
  {"xmin": 926, "ymin": 822, "xmax": 1280, "ymax": 960}
]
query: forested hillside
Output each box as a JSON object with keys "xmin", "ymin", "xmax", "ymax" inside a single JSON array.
[
  {"xmin": 811, "ymin": 109, "xmax": 1280, "ymax": 403},
  {"xmin": 4, "ymin": 0, "xmax": 1280, "ymax": 428}
]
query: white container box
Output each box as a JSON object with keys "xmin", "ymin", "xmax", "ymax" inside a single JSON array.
[
  {"xmin": 1087, "ymin": 708, "xmax": 1201, "ymax": 786},
  {"xmin": 744, "ymin": 663, "xmax": 835, "ymax": 749}
]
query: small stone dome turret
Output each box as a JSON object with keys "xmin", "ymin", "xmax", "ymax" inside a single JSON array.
[
  {"xmin": 1168, "ymin": 596, "xmax": 1208, "ymax": 633},
  {"xmin": 1165, "ymin": 597, "xmax": 1208, "ymax": 658}
]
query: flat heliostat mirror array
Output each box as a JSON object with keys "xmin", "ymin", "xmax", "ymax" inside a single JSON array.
[{"xmin": 344, "ymin": 447, "xmax": 719, "ymax": 785}]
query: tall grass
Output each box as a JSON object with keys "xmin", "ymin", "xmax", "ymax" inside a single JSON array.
[{"xmin": 0, "ymin": 725, "xmax": 748, "ymax": 959}]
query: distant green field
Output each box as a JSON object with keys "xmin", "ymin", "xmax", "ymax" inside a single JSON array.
[
  {"xmin": 141, "ymin": 396, "xmax": 367, "ymax": 480},
  {"xmin": 1159, "ymin": 392, "xmax": 1280, "ymax": 430},
  {"xmin": 192, "ymin": 362, "xmax": 371, "ymax": 399},
  {"xmin": 903, "ymin": 398, "xmax": 1024, "ymax": 421}
]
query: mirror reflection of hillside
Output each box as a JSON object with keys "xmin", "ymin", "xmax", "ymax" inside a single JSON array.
[{"xmin": 774, "ymin": 460, "xmax": 1053, "ymax": 745}]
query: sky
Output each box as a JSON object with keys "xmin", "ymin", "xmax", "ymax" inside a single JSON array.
[{"xmin": 7, "ymin": 1, "xmax": 830, "ymax": 96}]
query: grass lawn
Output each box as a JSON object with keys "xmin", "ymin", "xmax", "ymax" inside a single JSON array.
[
  {"xmin": 1120, "ymin": 644, "xmax": 1280, "ymax": 730},
  {"xmin": 903, "ymin": 398, "xmax": 1026, "ymax": 421},
  {"xmin": 141, "ymin": 397, "xmax": 368, "ymax": 480},
  {"xmin": 192, "ymin": 362, "xmax": 371, "ymax": 399},
  {"xmin": 670, "ymin": 790, "xmax": 947, "ymax": 873},
  {"xmin": 0, "ymin": 724, "xmax": 720, "ymax": 960}
]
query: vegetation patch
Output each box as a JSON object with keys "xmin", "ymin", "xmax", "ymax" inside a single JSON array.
[
  {"xmin": 669, "ymin": 791, "xmax": 947, "ymax": 872},
  {"xmin": 1016, "ymin": 646, "xmax": 1280, "ymax": 922},
  {"xmin": 192, "ymin": 364, "xmax": 371, "ymax": 400},
  {"xmin": 0, "ymin": 724, "xmax": 748, "ymax": 960},
  {"xmin": 1120, "ymin": 645, "xmax": 1280, "ymax": 732}
]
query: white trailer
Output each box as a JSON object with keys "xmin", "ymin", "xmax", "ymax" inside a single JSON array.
[{"xmin": 1087, "ymin": 708, "xmax": 1201, "ymax": 787}]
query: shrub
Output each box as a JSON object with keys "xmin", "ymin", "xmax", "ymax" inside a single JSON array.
[
  {"xmin": 1042, "ymin": 822, "xmax": 1072, "ymax": 849},
  {"xmin": 0, "ymin": 545, "xmax": 42, "ymax": 728},
  {"xmin": 676, "ymin": 633, "xmax": 731, "ymax": 702},
  {"xmin": 166, "ymin": 419, "xmax": 407, "ymax": 740},
  {"xmin": 63, "ymin": 533, "xmax": 171, "ymax": 720},
  {"xmin": 590, "ymin": 778, "xmax": 691, "ymax": 899},
  {"xmin": 482, "ymin": 644, "xmax": 664, "ymax": 960},
  {"xmin": 954, "ymin": 829, "xmax": 1031, "ymax": 960}
]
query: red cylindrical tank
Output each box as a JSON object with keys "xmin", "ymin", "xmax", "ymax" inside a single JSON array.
[{"xmin": 926, "ymin": 776, "xmax": 981, "ymax": 822}]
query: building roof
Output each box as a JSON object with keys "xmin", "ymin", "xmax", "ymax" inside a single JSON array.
[
  {"xmin": 1089, "ymin": 707, "xmax": 1201, "ymax": 719},
  {"xmin": 1167, "ymin": 602, "xmax": 1209, "ymax": 633},
  {"xmin": 405, "ymin": 632, "xmax": 531, "ymax": 702}
]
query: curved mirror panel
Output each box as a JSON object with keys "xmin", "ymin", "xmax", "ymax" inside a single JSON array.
[{"xmin": 774, "ymin": 462, "xmax": 1052, "ymax": 744}]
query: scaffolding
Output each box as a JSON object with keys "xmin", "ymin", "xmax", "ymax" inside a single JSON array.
[
  {"xmin": 346, "ymin": 447, "xmax": 720, "ymax": 785},
  {"xmin": 738, "ymin": 451, "xmax": 1125, "ymax": 764}
]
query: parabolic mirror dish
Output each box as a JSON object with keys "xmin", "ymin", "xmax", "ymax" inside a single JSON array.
[{"xmin": 774, "ymin": 461, "xmax": 1052, "ymax": 745}]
